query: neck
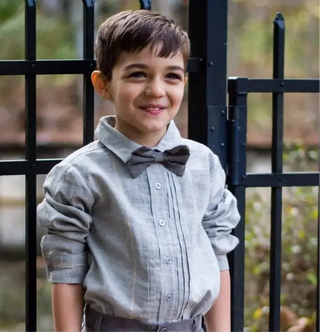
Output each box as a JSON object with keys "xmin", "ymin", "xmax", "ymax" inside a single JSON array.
[
  {"xmin": 114, "ymin": 119, "xmax": 167, "ymax": 147},
  {"xmin": 133, "ymin": 134, "xmax": 164, "ymax": 147}
]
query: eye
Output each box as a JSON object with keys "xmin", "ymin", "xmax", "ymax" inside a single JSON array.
[
  {"xmin": 128, "ymin": 71, "xmax": 146, "ymax": 78},
  {"xmin": 166, "ymin": 73, "xmax": 182, "ymax": 80}
]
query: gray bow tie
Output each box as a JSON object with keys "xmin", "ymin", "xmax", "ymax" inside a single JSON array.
[{"xmin": 128, "ymin": 145, "xmax": 190, "ymax": 178}]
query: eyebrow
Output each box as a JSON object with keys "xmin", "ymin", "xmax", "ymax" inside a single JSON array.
[{"xmin": 124, "ymin": 63, "xmax": 185, "ymax": 73}]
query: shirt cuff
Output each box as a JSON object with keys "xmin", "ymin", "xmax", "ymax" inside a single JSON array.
[
  {"xmin": 43, "ymin": 252, "xmax": 88, "ymax": 284},
  {"xmin": 216, "ymin": 254, "xmax": 229, "ymax": 270}
]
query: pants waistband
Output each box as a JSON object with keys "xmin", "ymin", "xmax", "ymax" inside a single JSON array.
[{"xmin": 85, "ymin": 306, "xmax": 204, "ymax": 332}]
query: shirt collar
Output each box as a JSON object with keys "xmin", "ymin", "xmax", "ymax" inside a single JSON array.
[{"xmin": 95, "ymin": 115, "xmax": 183, "ymax": 163}]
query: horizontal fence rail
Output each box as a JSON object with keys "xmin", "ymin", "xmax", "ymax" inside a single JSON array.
[
  {"xmin": 228, "ymin": 78, "xmax": 320, "ymax": 93},
  {"xmin": 242, "ymin": 172, "xmax": 319, "ymax": 187},
  {"xmin": 0, "ymin": 58, "xmax": 202, "ymax": 75},
  {"xmin": 0, "ymin": 159, "xmax": 62, "ymax": 176},
  {"xmin": 0, "ymin": 60, "xmax": 96, "ymax": 75}
]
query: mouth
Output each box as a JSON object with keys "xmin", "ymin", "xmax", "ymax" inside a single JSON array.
[
  {"xmin": 138, "ymin": 104, "xmax": 166, "ymax": 115},
  {"xmin": 139, "ymin": 104, "xmax": 166, "ymax": 114}
]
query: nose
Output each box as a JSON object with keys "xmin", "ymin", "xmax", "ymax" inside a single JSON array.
[{"xmin": 144, "ymin": 78, "xmax": 165, "ymax": 98}]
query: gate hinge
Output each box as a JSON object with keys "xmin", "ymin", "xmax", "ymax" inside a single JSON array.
[{"xmin": 226, "ymin": 117, "xmax": 246, "ymax": 186}]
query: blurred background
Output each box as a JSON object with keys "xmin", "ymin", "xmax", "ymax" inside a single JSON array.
[{"xmin": 0, "ymin": 0, "xmax": 319, "ymax": 331}]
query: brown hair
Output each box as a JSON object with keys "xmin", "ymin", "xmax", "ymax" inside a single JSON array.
[{"xmin": 94, "ymin": 10, "xmax": 190, "ymax": 80}]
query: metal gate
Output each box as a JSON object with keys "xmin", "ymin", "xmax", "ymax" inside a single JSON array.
[
  {"xmin": 227, "ymin": 13, "xmax": 319, "ymax": 332},
  {"xmin": 0, "ymin": 1, "xmax": 319, "ymax": 331}
]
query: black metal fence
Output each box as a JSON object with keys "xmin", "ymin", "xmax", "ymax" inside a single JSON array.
[
  {"xmin": 227, "ymin": 13, "xmax": 319, "ymax": 332},
  {"xmin": 0, "ymin": 1, "xmax": 319, "ymax": 332}
]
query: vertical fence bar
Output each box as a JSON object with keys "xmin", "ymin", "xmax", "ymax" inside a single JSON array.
[
  {"xmin": 139, "ymin": 0, "xmax": 152, "ymax": 10},
  {"xmin": 269, "ymin": 13, "xmax": 285, "ymax": 332},
  {"xmin": 82, "ymin": 0, "xmax": 95, "ymax": 145},
  {"xmin": 25, "ymin": 1, "xmax": 37, "ymax": 331},
  {"xmin": 188, "ymin": 0, "xmax": 228, "ymax": 169},
  {"xmin": 227, "ymin": 77, "xmax": 248, "ymax": 332}
]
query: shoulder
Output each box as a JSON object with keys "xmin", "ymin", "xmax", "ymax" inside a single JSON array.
[
  {"xmin": 45, "ymin": 140, "xmax": 107, "ymax": 184},
  {"xmin": 182, "ymin": 138, "xmax": 220, "ymax": 165},
  {"xmin": 182, "ymin": 138, "xmax": 225, "ymax": 182},
  {"xmin": 62, "ymin": 140, "xmax": 105, "ymax": 169}
]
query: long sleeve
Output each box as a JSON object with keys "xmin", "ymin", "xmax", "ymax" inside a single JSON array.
[
  {"xmin": 37, "ymin": 162, "xmax": 94, "ymax": 283},
  {"xmin": 202, "ymin": 153, "xmax": 240, "ymax": 270}
]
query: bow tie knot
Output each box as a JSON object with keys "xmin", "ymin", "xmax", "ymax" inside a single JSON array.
[
  {"xmin": 153, "ymin": 151, "xmax": 165, "ymax": 163},
  {"xmin": 128, "ymin": 145, "xmax": 190, "ymax": 178}
]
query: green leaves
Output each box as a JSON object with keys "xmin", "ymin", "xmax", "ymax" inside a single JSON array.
[
  {"xmin": 245, "ymin": 181, "xmax": 318, "ymax": 331},
  {"xmin": 0, "ymin": 0, "xmax": 22, "ymax": 24}
]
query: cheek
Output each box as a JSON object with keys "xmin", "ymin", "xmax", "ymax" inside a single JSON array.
[
  {"xmin": 117, "ymin": 85, "xmax": 141, "ymax": 105},
  {"xmin": 169, "ymin": 86, "xmax": 185, "ymax": 106}
]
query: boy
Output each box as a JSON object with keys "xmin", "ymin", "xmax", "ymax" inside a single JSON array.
[{"xmin": 38, "ymin": 9, "xmax": 240, "ymax": 332}]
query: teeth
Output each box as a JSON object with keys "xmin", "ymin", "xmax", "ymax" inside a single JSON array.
[{"xmin": 146, "ymin": 108, "xmax": 161, "ymax": 111}]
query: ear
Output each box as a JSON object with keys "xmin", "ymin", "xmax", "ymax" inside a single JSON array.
[
  {"xmin": 91, "ymin": 70, "xmax": 111, "ymax": 100},
  {"xmin": 183, "ymin": 75, "xmax": 188, "ymax": 86}
]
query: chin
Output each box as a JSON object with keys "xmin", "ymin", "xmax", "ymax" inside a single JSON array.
[
  {"xmin": 146, "ymin": 121, "xmax": 170, "ymax": 131},
  {"xmin": 137, "ymin": 119, "xmax": 170, "ymax": 133}
]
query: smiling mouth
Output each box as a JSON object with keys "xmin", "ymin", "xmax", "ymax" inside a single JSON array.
[
  {"xmin": 138, "ymin": 105, "xmax": 166, "ymax": 114},
  {"xmin": 139, "ymin": 104, "xmax": 166, "ymax": 110}
]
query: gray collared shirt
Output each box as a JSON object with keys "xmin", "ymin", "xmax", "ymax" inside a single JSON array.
[{"xmin": 38, "ymin": 116, "xmax": 240, "ymax": 325}]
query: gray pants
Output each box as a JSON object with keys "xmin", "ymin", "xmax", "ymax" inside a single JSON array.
[{"xmin": 84, "ymin": 306, "xmax": 206, "ymax": 332}]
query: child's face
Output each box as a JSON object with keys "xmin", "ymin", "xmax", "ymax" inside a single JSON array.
[{"xmin": 92, "ymin": 46, "xmax": 187, "ymax": 145}]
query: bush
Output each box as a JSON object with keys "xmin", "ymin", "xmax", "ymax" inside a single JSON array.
[{"xmin": 244, "ymin": 150, "xmax": 318, "ymax": 332}]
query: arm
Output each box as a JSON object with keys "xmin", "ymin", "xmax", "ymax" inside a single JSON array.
[
  {"xmin": 52, "ymin": 283, "xmax": 84, "ymax": 332},
  {"xmin": 37, "ymin": 163, "xmax": 94, "ymax": 330},
  {"xmin": 201, "ymin": 153, "xmax": 240, "ymax": 331},
  {"xmin": 205, "ymin": 270, "xmax": 231, "ymax": 332}
]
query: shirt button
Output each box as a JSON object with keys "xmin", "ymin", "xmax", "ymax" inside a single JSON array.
[
  {"xmin": 166, "ymin": 293, "xmax": 173, "ymax": 301},
  {"xmin": 155, "ymin": 182, "xmax": 162, "ymax": 190},
  {"xmin": 165, "ymin": 256, "xmax": 172, "ymax": 264},
  {"xmin": 159, "ymin": 219, "xmax": 166, "ymax": 227},
  {"xmin": 47, "ymin": 263, "xmax": 54, "ymax": 272}
]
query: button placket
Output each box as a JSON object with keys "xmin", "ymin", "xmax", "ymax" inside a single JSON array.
[{"xmin": 147, "ymin": 170, "xmax": 176, "ymax": 321}]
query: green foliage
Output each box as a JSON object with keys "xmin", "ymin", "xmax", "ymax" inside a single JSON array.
[
  {"xmin": 227, "ymin": 0, "xmax": 319, "ymax": 132},
  {"xmin": 244, "ymin": 149, "xmax": 318, "ymax": 331},
  {"xmin": 0, "ymin": 263, "xmax": 25, "ymax": 330},
  {"xmin": 0, "ymin": 0, "xmax": 22, "ymax": 23},
  {"xmin": 0, "ymin": 4, "xmax": 77, "ymax": 89},
  {"xmin": 0, "ymin": 265, "xmax": 54, "ymax": 332},
  {"xmin": 0, "ymin": 5, "xmax": 76, "ymax": 61},
  {"xmin": 283, "ymin": 145, "xmax": 319, "ymax": 171}
]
